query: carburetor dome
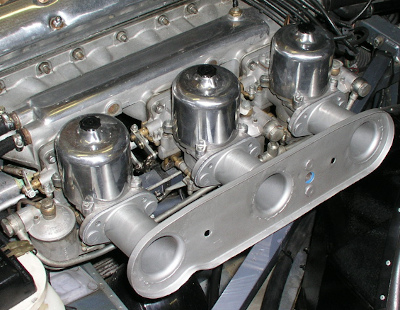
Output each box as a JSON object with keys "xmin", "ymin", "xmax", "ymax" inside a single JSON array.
[
  {"xmin": 172, "ymin": 64, "xmax": 240, "ymax": 149},
  {"xmin": 56, "ymin": 114, "xmax": 129, "ymax": 165},
  {"xmin": 269, "ymin": 23, "xmax": 335, "ymax": 100},
  {"xmin": 55, "ymin": 114, "xmax": 131, "ymax": 207}
]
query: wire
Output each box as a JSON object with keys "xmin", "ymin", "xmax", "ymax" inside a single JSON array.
[
  {"xmin": 263, "ymin": 0, "xmax": 309, "ymax": 23},
  {"xmin": 349, "ymin": 0, "xmax": 373, "ymax": 25},
  {"xmin": 243, "ymin": 0, "xmax": 285, "ymax": 26},
  {"xmin": 286, "ymin": 0, "xmax": 322, "ymax": 26}
]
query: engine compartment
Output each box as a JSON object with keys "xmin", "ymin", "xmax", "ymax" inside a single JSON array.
[{"xmin": 0, "ymin": 0, "xmax": 399, "ymax": 308}]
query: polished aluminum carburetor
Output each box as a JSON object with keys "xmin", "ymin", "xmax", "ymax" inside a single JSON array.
[
  {"xmin": 55, "ymin": 114, "xmax": 131, "ymax": 213},
  {"xmin": 269, "ymin": 23, "xmax": 335, "ymax": 100},
  {"xmin": 172, "ymin": 64, "xmax": 240, "ymax": 150}
]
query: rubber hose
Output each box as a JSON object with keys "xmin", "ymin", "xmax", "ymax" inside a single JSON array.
[
  {"xmin": 0, "ymin": 136, "xmax": 16, "ymax": 157},
  {"xmin": 260, "ymin": 252, "xmax": 293, "ymax": 310},
  {"xmin": 0, "ymin": 120, "xmax": 10, "ymax": 136}
]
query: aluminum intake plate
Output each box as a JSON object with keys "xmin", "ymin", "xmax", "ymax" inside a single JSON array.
[{"xmin": 127, "ymin": 109, "xmax": 394, "ymax": 298}]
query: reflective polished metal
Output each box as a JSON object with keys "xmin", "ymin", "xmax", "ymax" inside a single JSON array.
[
  {"xmin": 172, "ymin": 64, "xmax": 240, "ymax": 149},
  {"xmin": 270, "ymin": 23, "xmax": 335, "ymax": 100},
  {"xmin": 0, "ymin": 0, "xmax": 179, "ymax": 71},
  {"xmin": 0, "ymin": 0, "xmax": 396, "ymax": 304},
  {"xmin": 55, "ymin": 114, "xmax": 131, "ymax": 209}
]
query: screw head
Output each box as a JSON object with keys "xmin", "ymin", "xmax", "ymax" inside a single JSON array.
[
  {"xmin": 380, "ymin": 294, "xmax": 386, "ymax": 301},
  {"xmin": 72, "ymin": 48, "xmax": 85, "ymax": 61},
  {"xmin": 106, "ymin": 102, "xmax": 120, "ymax": 115},
  {"xmin": 187, "ymin": 3, "xmax": 198, "ymax": 14},
  {"xmin": 195, "ymin": 140, "xmax": 207, "ymax": 157},
  {"xmin": 50, "ymin": 16, "xmax": 64, "ymax": 30},
  {"xmin": 38, "ymin": 62, "xmax": 52, "ymax": 75},
  {"xmin": 154, "ymin": 102, "xmax": 165, "ymax": 114},
  {"xmin": 158, "ymin": 15, "xmax": 170, "ymax": 26},
  {"xmin": 116, "ymin": 31, "xmax": 128, "ymax": 42},
  {"xmin": 48, "ymin": 154, "xmax": 56, "ymax": 164},
  {"xmin": 247, "ymin": 61, "xmax": 257, "ymax": 71},
  {"xmin": 374, "ymin": 36, "xmax": 385, "ymax": 48}
]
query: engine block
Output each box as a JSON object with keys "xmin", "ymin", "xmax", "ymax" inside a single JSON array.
[{"xmin": 0, "ymin": 0, "xmax": 395, "ymax": 303}]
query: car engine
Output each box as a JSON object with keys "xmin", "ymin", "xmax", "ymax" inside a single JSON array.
[{"xmin": 0, "ymin": 0, "xmax": 399, "ymax": 309}]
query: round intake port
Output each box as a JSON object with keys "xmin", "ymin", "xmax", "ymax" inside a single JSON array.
[
  {"xmin": 349, "ymin": 121, "xmax": 381, "ymax": 163},
  {"xmin": 254, "ymin": 173, "xmax": 293, "ymax": 218},
  {"xmin": 140, "ymin": 235, "xmax": 185, "ymax": 282}
]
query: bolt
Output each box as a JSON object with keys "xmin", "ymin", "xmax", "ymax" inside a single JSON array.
[
  {"xmin": 229, "ymin": 6, "xmax": 243, "ymax": 17},
  {"xmin": 72, "ymin": 48, "xmax": 85, "ymax": 61},
  {"xmin": 1, "ymin": 219, "xmax": 15, "ymax": 237},
  {"xmin": 116, "ymin": 31, "xmax": 128, "ymax": 42},
  {"xmin": 331, "ymin": 59, "xmax": 343, "ymax": 76},
  {"xmin": 131, "ymin": 124, "xmax": 139, "ymax": 133},
  {"xmin": 352, "ymin": 77, "xmax": 371, "ymax": 98},
  {"xmin": 106, "ymin": 102, "xmax": 120, "ymax": 115},
  {"xmin": 260, "ymin": 75, "xmax": 270, "ymax": 88},
  {"xmin": 248, "ymin": 61, "xmax": 257, "ymax": 71},
  {"xmin": 386, "ymin": 260, "xmax": 391, "ymax": 266},
  {"xmin": 186, "ymin": 3, "xmax": 198, "ymax": 14},
  {"xmin": 374, "ymin": 36, "xmax": 385, "ymax": 48},
  {"xmin": 41, "ymin": 198, "xmax": 56, "ymax": 220},
  {"xmin": 293, "ymin": 94, "xmax": 304, "ymax": 109},
  {"xmin": 50, "ymin": 16, "xmax": 64, "ymax": 30},
  {"xmin": 154, "ymin": 102, "xmax": 165, "ymax": 114},
  {"xmin": 48, "ymin": 154, "xmax": 56, "ymax": 164},
  {"xmin": 249, "ymin": 85, "xmax": 257, "ymax": 96},
  {"xmin": 38, "ymin": 62, "xmax": 52, "ymax": 75},
  {"xmin": 195, "ymin": 140, "xmax": 207, "ymax": 158},
  {"xmin": 380, "ymin": 295, "xmax": 386, "ymax": 301},
  {"xmin": 158, "ymin": 15, "xmax": 170, "ymax": 26}
]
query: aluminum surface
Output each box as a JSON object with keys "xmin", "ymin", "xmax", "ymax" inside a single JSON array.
[
  {"xmin": 172, "ymin": 64, "xmax": 240, "ymax": 148},
  {"xmin": 270, "ymin": 24, "xmax": 335, "ymax": 100},
  {"xmin": 55, "ymin": 114, "xmax": 131, "ymax": 209},
  {"xmin": 28, "ymin": 204, "xmax": 80, "ymax": 262},
  {"xmin": 127, "ymin": 109, "xmax": 394, "ymax": 298},
  {"xmin": 0, "ymin": 0, "xmax": 179, "ymax": 71},
  {"xmin": 6, "ymin": 6, "xmax": 271, "ymax": 169}
]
